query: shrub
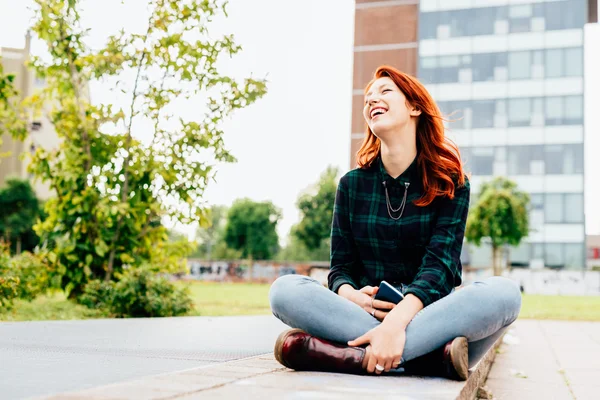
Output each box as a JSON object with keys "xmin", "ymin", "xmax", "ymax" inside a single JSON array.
[
  {"xmin": 79, "ymin": 268, "xmax": 192, "ymax": 318},
  {"xmin": 0, "ymin": 244, "xmax": 53, "ymax": 306}
]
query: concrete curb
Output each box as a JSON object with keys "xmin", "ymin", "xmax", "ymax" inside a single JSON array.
[
  {"xmin": 457, "ymin": 335, "xmax": 503, "ymax": 400},
  {"xmin": 43, "ymin": 339, "xmax": 502, "ymax": 399}
]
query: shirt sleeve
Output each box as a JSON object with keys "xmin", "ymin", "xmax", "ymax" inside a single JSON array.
[
  {"xmin": 328, "ymin": 175, "xmax": 360, "ymax": 293},
  {"xmin": 404, "ymin": 177, "xmax": 470, "ymax": 307}
]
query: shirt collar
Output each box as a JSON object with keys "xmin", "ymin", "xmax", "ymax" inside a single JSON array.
[{"xmin": 378, "ymin": 153, "xmax": 419, "ymax": 185}]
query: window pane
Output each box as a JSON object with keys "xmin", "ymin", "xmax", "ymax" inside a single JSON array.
[
  {"xmin": 545, "ymin": 193, "xmax": 564, "ymax": 222},
  {"xmin": 472, "ymin": 100, "xmax": 495, "ymax": 128},
  {"xmin": 564, "ymin": 243, "xmax": 584, "ymax": 269},
  {"xmin": 565, "ymin": 193, "xmax": 583, "ymax": 223},
  {"xmin": 565, "ymin": 48, "xmax": 583, "ymax": 76},
  {"xmin": 545, "ymin": 49, "xmax": 563, "ymax": 78},
  {"xmin": 545, "ymin": 145, "xmax": 564, "ymax": 174},
  {"xmin": 471, "ymin": 7, "xmax": 497, "ymax": 36},
  {"xmin": 508, "ymin": 146, "xmax": 529, "ymax": 175},
  {"xmin": 471, "ymin": 147, "xmax": 494, "ymax": 175},
  {"xmin": 420, "ymin": 12, "xmax": 438, "ymax": 39},
  {"xmin": 509, "ymin": 51, "xmax": 531, "ymax": 79},
  {"xmin": 564, "ymin": 96, "xmax": 583, "ymax": 124},
  {"xmin": 509, "ymin": 98, "xmax": 531, "ymax": 126},
  {"xmin": 545, "ymin": 97, "xmax": 564, "ymax": 125},
  {"xmin": 511, "ymin": 243, "xmax": 531, "ymax": 266},
  {"xmin": 472, "ymin": 53, "xmax": 496, "ymax": 82},
  {"xmin": 510, "ymin": 18, "xmax": 531, "ymax": 33},
  {"xmin": 545, "ymin": 243, "xmax": 565, "ymax": 268}
]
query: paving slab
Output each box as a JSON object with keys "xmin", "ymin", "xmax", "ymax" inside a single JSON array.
[
  {"xmin": 485, "ymin": 319, "xmax": 600, "ymax": 400},
  {"xmin": 3, "ymin": 315, "xmax": 503, "ymax": 400},
  {"xmin": 0, "ymin": 316, "xmax": 288, "ymax": 399}
]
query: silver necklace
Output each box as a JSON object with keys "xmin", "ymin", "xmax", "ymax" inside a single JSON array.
[{"xmin": 382, "ymin": 181, "xmax": 410, "ymax": 220}]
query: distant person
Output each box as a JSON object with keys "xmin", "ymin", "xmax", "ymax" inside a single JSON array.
[{"xmin": 268, "ymin": 65, "xmax": 521, "ymax": 380}]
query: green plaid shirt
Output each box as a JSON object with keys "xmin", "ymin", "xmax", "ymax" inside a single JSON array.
[{"xmin": 328, "ymin": 154, "xmax": 470, "ymax": 307}]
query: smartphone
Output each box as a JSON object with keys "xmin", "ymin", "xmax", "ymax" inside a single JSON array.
[{"xmin": 374, "ymin": 281, "xmax": 405, "ymax": 304}]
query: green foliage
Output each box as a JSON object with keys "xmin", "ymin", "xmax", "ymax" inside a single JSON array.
[
  {"xmin": 191, "ymin": 205, "xmax": 229, "ymax": 259},
  {"xmin": 293, "ymin": 166, "xmax": 338, "ymax": 251},
  {"xmin": 465, "ymin": 177, "xmax": 530, "ymax": 274},
  {"xmin": 276, "ymin": 232, "xmax": 330, "ymax": 262},
  {"xmin": 0, "ymin": 0, "xmax": 267, "ymax": 296},
  {"xmin": 0, "ymin": 244, "xmax": 54, "ymax": 308},
  {"xmin": 0, "ymin": 179, "xmax": 44, "ymax": 254},
  {"xmin": 224, "ymin": 199, "xmax": 281, "ymax": 260},
  {"xmin": 79, "ymin": 268, "xmax": 192, "ymax": 318}
]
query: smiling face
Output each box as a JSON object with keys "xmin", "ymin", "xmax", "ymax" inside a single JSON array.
[{"xmin": 363, "ymin": 76, "xmax": 420, "ymax": 140}]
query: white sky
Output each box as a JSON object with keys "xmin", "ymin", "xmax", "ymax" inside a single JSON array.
[{"xmin": 1, "ymin": 0, "xmax": 598, "ymax": 243}]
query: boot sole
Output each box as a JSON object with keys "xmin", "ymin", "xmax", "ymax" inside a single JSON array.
[
  {"xmin": 274, "ymin": 328, "xmax": 305, "ymax": 369},
  {"xmin": 449, "ymin": 336, "xmax": 469, "ymax": 381}
]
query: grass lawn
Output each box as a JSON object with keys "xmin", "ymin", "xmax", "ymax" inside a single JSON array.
[
  {"xmin": 2, "ymin": 282, "xmax": 599, "ymax": 321},
  {"xmin": 518, "ymin": 294, "xmax": 600, "ymax": 321},
  {"xmin": 183, "ymin": 281, "xmax": 272, "ymax": 316},
  {"xmin": 0, "ymin": 291, "xmax": 106, "ymax": 322}
]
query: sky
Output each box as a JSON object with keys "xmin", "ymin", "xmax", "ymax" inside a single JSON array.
[{"xmin": 0, "ymin": 0, "xmax": 598, "ymax": 242}]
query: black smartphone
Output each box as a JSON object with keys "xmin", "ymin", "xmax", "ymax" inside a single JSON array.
[{"xmin": 374, "ymin": 280, "xmax": 404, "ymax": 304}]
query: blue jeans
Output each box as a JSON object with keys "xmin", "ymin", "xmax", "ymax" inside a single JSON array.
[{"xmin": 269, "ymin": 275, "xmax": 521, "ymax": 369}]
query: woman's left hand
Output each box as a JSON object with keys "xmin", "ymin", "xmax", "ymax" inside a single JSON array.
[{"xmin": 348, "ymin": 324, "xmax": 406, "ymax": 374}]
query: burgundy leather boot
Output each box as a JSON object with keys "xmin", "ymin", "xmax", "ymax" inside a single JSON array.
[
  {"xmin": 274, "ymin": 329, "xmax": 366, "ymax": 375},
  {"xmin": 402, "ymin": 336, "xmax": 469, "ymax": 381}
]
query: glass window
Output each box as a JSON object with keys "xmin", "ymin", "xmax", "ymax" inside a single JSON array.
[
  {"xmin": 545, "ymin": 193, "xmax": 564, "ymax": 223},
  {"xmin": 510, "ymin": 4, "xmax": 532, "ymax": 18},
  {"xmin": 530, "ymin": 194, "xmax": 544, "ymax": 210},
  {"xmin": 510, "ymin": 18, "xmax": 531, "ymax": 33},
  {"xmin": 545, "ymin": 97, "xmax": 564, "ymax": 125},
  {"xmin": 564, "ymin": 96, "xmax": 583, "ymax": 124},
  {"xmin": 471, "ymin": 7, "xmax": 497, "ymax": 36},
  {"xmin": 472, "ymin": 147, "xmax": 495, "ymax": 175},
  {"xmin": 564, "ymin": 243, "xmax": 584, "ymax": 268},
  {"xmin": 472, "ymin": 53, "xmax": 495, "ymax": 82},
  {"xmin": 545, "ymin": 49, "xmax": 563, "ymax": 78},
  {"xmin": 508, "ymin": 51, "xmax": 531, "ymax": 79},
  {"xmin": 445, "ymin": 101, "xmax": 469, "ymax": 129},
  {"xmin": 472, "ymin": 100, "xmax": 495, "ymax": 128},
  {"xmin": 545, "ymin": 243, "xmax": 565, "ymax": 268},
  {"xmin": 419, "ymin": 57, "xmax": 438, "ymax": 84},
  {"xmin": 438, "ymin": 55, "xmax": 460, "ymax": 83},
  {"xmin": 532, "ymin": 243, "xmax": 544, "ymax": 260},
  {"xmin": 544, "ymin": 145, "xmax": 564, "ymax": 174},
  {"xmin": 565, "ymin": 48, "xmax": 583, "ymax": 76},
  {"xmin": 509, "ymin": 98, "xmax": 531, "ymax": 127},
  {"xmin": 565, "ymin": 193, "xmax": 583, "ymax": 223},
  {"xmin": 508, "ymin": 145, "xmax": 543, "ymax": 175},
  {"xmin": 545, "ymin": 144, "xmax": 583, "ymax": 174},
  {"xmin": 449, "ymin": 9, "xmax": 471, "ymax": 38},
  {"xmin": 511, "ymin": 243, "xmax": 531, "ymax": 266},
  {"xmin": 420, "ymin": 12, "xmax": 438, "ymax": 39}
]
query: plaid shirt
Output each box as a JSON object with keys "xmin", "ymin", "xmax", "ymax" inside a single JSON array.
[{"xmin": 328, "ymin": 155, "xmax": 470, "ymax": 308}]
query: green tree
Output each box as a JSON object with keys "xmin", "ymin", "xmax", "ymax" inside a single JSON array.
[
  {"xmin": 191, "ymin": 205, "xmax": 228, "ymax": 259},
  {"xmin": 0, "ymin": 0, "xmax": 267, "ymax": 297},
  {"xmin": 0, "ymin": 179, "xmax": 42, "ymax": 255},
  {"xmin": 293, "ymin": 166, "xmax": 338, "ymax": 251},
  {"xmin": 276, "ymin": 230, "xmax": 330, "ymax": 262},
  {"xmin": 465, "ymin": 177, "xmax": 530, "ymax": 276},
  {"xmin": 224, "ymin": 199, "xmax": 281, "ymax": 260}
]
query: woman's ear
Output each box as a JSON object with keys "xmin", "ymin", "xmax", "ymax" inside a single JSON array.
[{"xmin": 410, "ymin": 106, "xmax": 422, "ymax": 117}]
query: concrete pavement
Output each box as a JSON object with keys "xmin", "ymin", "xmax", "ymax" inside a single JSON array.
[{"xmin": 485, "ymin": 320, "xmax": 600, "ymax": 400}]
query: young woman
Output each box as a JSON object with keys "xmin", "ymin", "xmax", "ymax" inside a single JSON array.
[{"xmin": 269, "ymin": 65, "xmax": 521, "ymax": 380}]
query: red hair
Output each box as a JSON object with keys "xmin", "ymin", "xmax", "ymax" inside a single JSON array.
[{"xmin": 356, "ymin": 65, "xmax": 465, "ymax": 207}]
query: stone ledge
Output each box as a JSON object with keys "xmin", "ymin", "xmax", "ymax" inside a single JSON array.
[{"xmin": 42, "ymin": 338, "xmax": 502, "ymax": 400}]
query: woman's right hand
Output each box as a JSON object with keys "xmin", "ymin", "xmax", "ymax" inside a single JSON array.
[{"xmin": 340, "ymin": 285, "xmax": 395, "ymax": 322}]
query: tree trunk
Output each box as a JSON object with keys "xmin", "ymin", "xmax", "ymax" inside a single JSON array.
[
  {"xmin": 16, "ymin": 237, "xmax": 21, "ymax": 255},
  {"xmin": 492, "ymin": 245, "xmax": 502, "ymax": 276}
]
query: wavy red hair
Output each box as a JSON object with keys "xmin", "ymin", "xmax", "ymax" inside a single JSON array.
[{"xmin": 356, "ymin": 65, "xmax": 466, "ymax": 207}]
